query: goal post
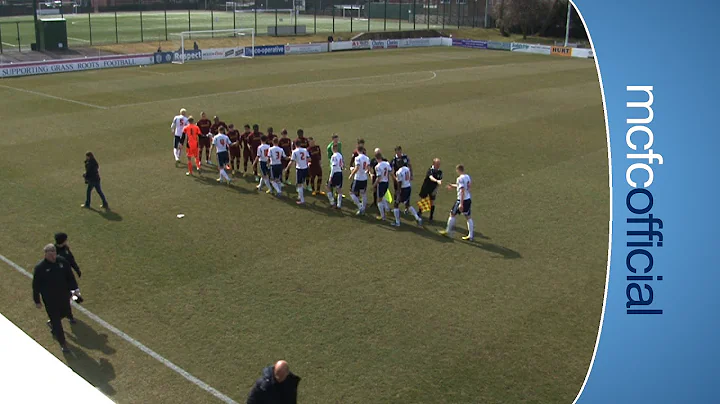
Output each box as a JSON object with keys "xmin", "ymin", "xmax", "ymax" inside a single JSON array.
[{"xmin": 172, "ymin": 28, "xmax": 255, "ymax": 64}]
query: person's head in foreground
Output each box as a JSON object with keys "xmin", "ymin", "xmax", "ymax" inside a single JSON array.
[
  {"xmin": 308, "ymin": 137, "xmax": 315, "ymax": 147},
  {"xmin": 433, "ymin": 158, "xmax": 441, "ymax": 169},
  {"xmin": 394, "ymin": 146, "xmax": 403, "ymax": 157},
  {"xmin": 54, "ymin": 232, "xmax": 68, "ymax": 247},
  {"xmin": 332, "ymin": 134, "xmax": 339, "ymax": 144},
  {"xmin": 456, "ymin": 164, "xmax": 465, "ymax": 175},
  {"xmin": 44, "ymin": 244, "xmax": 57, "ymax": 263}
]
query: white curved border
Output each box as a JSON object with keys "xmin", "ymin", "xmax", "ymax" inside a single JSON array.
[{"xmin": 571, "ymin": 1, "xmax": 613, "ymax": 403}]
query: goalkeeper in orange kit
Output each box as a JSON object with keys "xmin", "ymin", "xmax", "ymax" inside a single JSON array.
[{"xmin": 180, "ymin": 117, "xmax": 202, "ymax": 176}]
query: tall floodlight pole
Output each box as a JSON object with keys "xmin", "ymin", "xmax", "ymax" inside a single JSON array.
[
  {"xmin": 484, "ymin": 0, "xmax": 489, "ymax": 28},
  {"xmin": 564, "ymin": 0, "xmax": 572, "ymax": 47}
]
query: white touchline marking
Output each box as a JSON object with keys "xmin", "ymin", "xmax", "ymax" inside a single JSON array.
[
  {"xmin": 0, "ymin": 253, "xmax": 238, "ymax": 404},
  {"xmin": 67, "ymin": 37, "xmax": 91, "ymax": 43},
  {"xmin": 1, "ymin": 41, "xmax": 17, "ymax": 47},
  {"xmin": 311, "ymin": 71, "xmax": 437, "ymax": 87},
  {"xmin": 0, "ymin": 84, "xmax": 108, "ymax": 110}
]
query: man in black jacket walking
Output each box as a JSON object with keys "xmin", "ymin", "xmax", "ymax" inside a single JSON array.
[
  {"xmin": 82, "ymin": 151, "xmax": 109, "ymax": 209},
  {"xmin": 247, "ymin": 360, "xmax": 301, "ymax": 404},
  {"xmin": 33, "ymin": 244, "xmax": 79, "ymax": 353},
  {"xmin": 54, "ymin": 232, "xmax": 81, "ymax": 278}
]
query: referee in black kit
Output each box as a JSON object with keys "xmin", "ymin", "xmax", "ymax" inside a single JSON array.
[
  {"xmin": 33, "ymin": 244, "xmax": 79, "ymax": 353},
  {"xmin": 418, "ymin": 158, "xmax": 443, "ymax": 222}
]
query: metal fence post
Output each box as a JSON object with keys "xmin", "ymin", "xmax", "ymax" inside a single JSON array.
[
  {"xmin": 314, "ymin": 0, "xmax": 317, "ymax": 34},
  {"xmin": 294, "ymin": 6, "xmax": 297, "ymax": 34},
  {"xmin": 398, "ymin": 0, "xmax": 402, "ymax": 30},
  {"xmin": 367, "ymin": 0, "xmax": 371, "ymax": 31},
  {"xmin": 427, "ymin": 0, "xmax": 430, "ymax": 29},
  {"xmin": 165, "ymin": 9, "xmax": 168, "ymax": 41},
  {"xmin": 254, "ymin": 7, "xmax": 257, "ymax": 34},
  {"xmin": 412, "ymin": 0, "xmax": 416, "ymax": 29},
  {"xmin": 16, "ymin": 22, "xmax": 20, "ymax": 51},
  {"xmin": 484, "ymin": 0, "xmax": 488, "ymax": 28},
  {"xmin": 442, "ymin": 0, "xmax": 445, "ymax": 29},
  {"xmin": 140, "ymin": 0, "xmax": 144, "ymax": 42},
  {"xmin": 275, "ymin": 8, "xmax": 278, "ymax": 36},
  {"xmin": 332, "ymin": 6, "xmax": 335, "ymax": 33},
  {"xmin": 350, "ymin": 9, "xmax": 353, "ymax": 32},
  {"xmin": 458, "ymin": 2, "xmax": 461, "ymax": 28},
  {"xmin": 384, "ymin": 0, "xmax": 387, "ymax": 31},
  {"xmin": 88, "ymin": 12, "xmax": 93, "ymax": 45},
  {"xmin": 233, "ymin": 6, "xmax": 236, "ymax": 30},
  {"xmin": 115, "ymin": 11, "xmax": 119, "ymax": 43},
  {"xmin": 211, "ymin": 9, "xmax": 214, "ymax": 37},
  {"xmin": 0, "ymin": 25, "xmax": 3, "ymax": 54}
]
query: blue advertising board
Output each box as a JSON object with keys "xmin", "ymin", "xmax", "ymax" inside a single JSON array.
[
  {"xmin": 452, "ymin": 39, "xmax": 489, "ymax": 49},
  {"xmin": 244, "ymin": 45, "xmax": 285, "ymax": 57}
]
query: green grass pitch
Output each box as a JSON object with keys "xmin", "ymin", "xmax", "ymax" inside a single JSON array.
[
  {"xmin": 0, "ymin": 47, "xmax": 608, "ymax": 403},
  {"xmin": 0, "ymin": 11, "xmax": 440, "ymax": 50}
]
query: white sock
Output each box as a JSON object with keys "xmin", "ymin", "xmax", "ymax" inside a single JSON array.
[
  {"xmin": 257, "ymin": 177, "xmax": 264, "ymax": 189},
  {"xmin": 378, "ymin": 202, "xmax": 385, "ymax": 219},
  {"xmin": 297, "ymin": 186, "xmax": 305, "ymax": 202},
  {"xmin": 361, "ymin": 192, "xmax": 367, "ymax": 211},
  {"xmin": 273, "ymin": 181, "xmax": 281, "ymax": 194},
  {"xmin": 393, "ymin": 208, "xmax": 400, "ymax": 224},
  {"xmin": 220, "ymin": 169, "xmax": 230, "ymax": 181},
  {"xmin": 350, "ymin": 194, "xmax": 360, "ymax": 208},
  {"xmin": 327, "ymin": 191, "xmax": 335, "ymax": 204},
  {"xmin": 264, "ymin": 177, "xmax": 271, "ymax": 190},
  {"xmin": 337, "ymin": 192, "xmax": 342, "ymax": 208},
  {"xmin": 467, "ymin": 218, "xmax": 474, "ymax": 238},
  {"xmin": 409, "ymin": 207, "xmax": 420, "ymax": 220},
  {"xmin": 173, "ymin": 148, "xmax": 179, "ymax": 161},
  {"xmin": 446, "ymin": 216, "xmax": 456, "ymax": 234}
]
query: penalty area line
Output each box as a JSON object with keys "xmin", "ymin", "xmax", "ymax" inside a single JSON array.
[
  {"xmin": 0, "ymin": 253, "xmax": 238, "ymax": 404},
  {"xmin": 0, "ymin": 84, "xmax": 108, "ymax": 110}
]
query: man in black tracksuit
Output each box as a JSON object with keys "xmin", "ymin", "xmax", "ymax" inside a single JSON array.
[
  {"xmin": 33, "ymin": 244, "xmax": 79, "ymax": 353},
  {"xmin": 54, "ymin": 232, "xmax": 81, "ymax": 279},
  {"xmin": 247, "ymin": 360, "xmax": 301, "ymax": 404}
]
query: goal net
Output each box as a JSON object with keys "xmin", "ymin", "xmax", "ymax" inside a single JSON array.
[{"xmin": 172, "ymin": 28, "xmax": 255, "ymax": 64}]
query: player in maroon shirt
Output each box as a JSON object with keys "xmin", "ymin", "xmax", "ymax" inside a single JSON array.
[
  {"xmin": 197, "ymin": 112, "xmax": 213, "ymax": 166},
  {"xmin": 266, "ymin": 127, "xmax": 277, "ymax": 146},
  {"xmin": 248, "ymin": 124, "xmax": 264, "ymax": 180},
  {"xmin": 209, "ymin": 116, "xmax": 227, "ymax": 166},
  {"xmin": 240, "ymin": 124, "xmax": 252, "ymax": 174},
  {"xmin": 227, "ymin": 124, "xmax": 242, "ymax": 174},
  {"xmin": 278, "ymin": 129, "xmax": 293, "ymax": 184},
  {"xmin": 307, "ymin": 137, "xmax": 324, "ymax": 196}
]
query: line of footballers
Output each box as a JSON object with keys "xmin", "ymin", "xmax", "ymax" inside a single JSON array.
[{"xmin": 170, "ymin": 108, "xmax": 475, "ymax": 240}]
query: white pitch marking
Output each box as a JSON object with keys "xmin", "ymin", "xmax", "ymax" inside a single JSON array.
[
  {"xmin": 0, "ymin": 84, "xmax": 108, "ymax": 110},
  {"xmin": 67, "ymin": 36, "xmax": 91, "ymax": 43},
  {"xmin": 0, "ymin": 253, "xmax": 238, "ymax": 404},
  {"xmin": 1, "ymin": 41, "xmax": 17, "ymax": 47}
]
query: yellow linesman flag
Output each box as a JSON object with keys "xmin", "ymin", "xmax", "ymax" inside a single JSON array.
[
  {"xmin": 384, "ymin": 189, "xmax": 393, "ymax": 204},
  {"xmin": 417, "ymin": 196, "xmax": 432, "ymax": 213}
]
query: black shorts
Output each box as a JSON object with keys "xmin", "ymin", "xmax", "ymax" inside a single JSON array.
[
  {"xmin": 452, "ymin": 199, "xmax": 472, "ymax": 216},
  {"xmin": 260, "ymin": 161, "xmax": 269, "ymax": 176},
  {"xmin": 419, "ymin": 187, "xmax": 438, "ymax": 200},
  {"xmin": 174, "ymin": 136, "xmax": 182, "ymax": 148},
  {"xmin": 271, "ymin": 164, "xmax": 283, "ymax": 180},
  {"xmin": 377, "ymin": 182, "xmax": 389, "ymax": 200},
  {"xmin": 199, "ymin": 136, "xmax": 212, "ymax": 148},
  {"xmin": 217, "ymin": 151, "xmax": 229, "ymax": 167},
  {"xmin": 352, "ymin": 179, "xmax": 368, "ymax": 193},
  {"xmin": 329, "ymin": 172, "xmax": 343, "ymax": 188},
  {"xmin": 398, "ymin": 187, "xmax": 412, "ymax": 204},
  {"xmin": 296, "ymin": 168, "xmax": 308, "ymax": 184}
]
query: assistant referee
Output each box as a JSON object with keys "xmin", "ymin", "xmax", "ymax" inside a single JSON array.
[{"xmin": 418, "ymin": 158, "xmax": 443, "ymax": 221}]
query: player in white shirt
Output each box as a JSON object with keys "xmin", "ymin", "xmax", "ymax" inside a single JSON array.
[
  {"xmin": 348, "ymin": 147, "xmax": 371, "ymax": 215},
  {"xmin": 211, "ymin": 127, "xmax": 232, "ymax": 184},
  {"xmin": 373, "ymin": 155, "xmax": 392, "ymax": 220},
  {"xmin": 285, "ymin": 141, "xmax": 310, "ymax": 205},
  {"xmin": 170, "ymin": 108, "xmax": 188, "ymax": 163},
  {"xmin": 393, "ymin": 162, "xmax": 423, "ymax": 227},
  {"xmin": 253, "ymin": 135, "xmax": 272, "ymax": 192},
  {"xmin": 326, "ymin": 143, "xmax": 345, "ymax": 209},
  {"xmin": 268, "ymin": 138, "xmax": 287, "ymax": 196},
  {"xmin": 439, "ymin": 164, "xmax": 474, "ymax": 241}
]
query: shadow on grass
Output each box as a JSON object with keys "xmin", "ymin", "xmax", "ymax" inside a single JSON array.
[
  {"xmin": 62, "ymin": 344, "xmax": 117, "ymax": 396},
  {"xmin": 67, "ymin": 319, "xmax": 116, "ymax": 355},
  {"xmin": 85, "ymin": 207, "xmax": 123, "ymax": 222}
]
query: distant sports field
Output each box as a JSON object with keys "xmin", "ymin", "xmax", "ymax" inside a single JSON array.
[
  {"xmin": 0, "ymin": 47, "xmax": 608, "ymax": 403},
  {"xmin": 0, "ymin": 10, "xmax": 437, "ymax": 50}
]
